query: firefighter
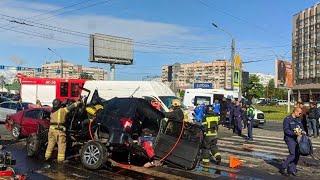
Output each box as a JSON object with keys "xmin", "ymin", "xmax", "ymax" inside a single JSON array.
[
  {"xmin": 163, "ymin": 99, "xmax": 184, "ymax": 136},
  {"xmin": 201, "ymin": 108, "xmax": 221, "ymax": 165},
  {"xmin": 45, "ymin": 99, "xmax": 81, "ymax": 163}
]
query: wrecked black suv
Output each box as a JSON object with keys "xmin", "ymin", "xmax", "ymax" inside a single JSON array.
[{"xmin": 26, "ymin": 90, "xmax": 203, "ymax": 170}]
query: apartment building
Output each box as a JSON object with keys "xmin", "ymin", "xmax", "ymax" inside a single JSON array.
[
  {"xmin": 42, "ymin": 61, "xmax": 106, "ymax": 80},
  {"xmin": 292, "ymin": 3, "xmax": 320, "ymax": 101},
  {"xmin": 162, "ymin": 60, "xmax": 232, "ymax": 90}
]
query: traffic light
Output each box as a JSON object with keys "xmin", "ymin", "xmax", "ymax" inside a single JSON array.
[{"xmin": 0, "ymin": 65, "xmax": 4, "ymax": 69}]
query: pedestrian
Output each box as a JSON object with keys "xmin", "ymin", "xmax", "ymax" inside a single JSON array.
[
  {"xmin": 231, "ymin": 100, "xmax": 243, "ymax": 136},
  {"xmin": 307, "ymin": 102, "xmax": 319, "ymax": 138},
  {"xmin": 246, "ymin": 104, "xmax": 255, "ymax": 141},
  {"xmin": 45, "ymin": 98, "xmax": 81, "ymax": 163},
  {"xmin": 280, "ymin": 107, "xmax": 305, "ymax": 176}
]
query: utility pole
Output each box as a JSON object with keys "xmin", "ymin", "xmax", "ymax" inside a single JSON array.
[
  {"xmin": 212, "ymin": 22, "xmax": 235, "ymax": 90},
  {"xmin": 231, "ymin": 38, "xmax": 235, "ymax": 90}
]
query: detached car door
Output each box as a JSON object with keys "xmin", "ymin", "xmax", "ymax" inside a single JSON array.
[{"xmin": 21, "ymin": 109, "xmax": 43, "ymax": 136}]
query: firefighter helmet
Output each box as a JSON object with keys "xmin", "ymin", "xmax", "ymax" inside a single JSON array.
[
  {"xmin": 171, "ymin": 99, "xmax": 181, "ymax": 107},
  {"xmin": 52, "ymin": 99, "xmax": 61, "ymax": 110}
]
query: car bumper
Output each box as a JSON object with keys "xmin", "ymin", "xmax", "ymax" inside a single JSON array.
[{"xmin": 253, "ymin": 119, "xmax": 265, "ymax": 126}]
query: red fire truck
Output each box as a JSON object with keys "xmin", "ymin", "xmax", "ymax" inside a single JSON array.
[{"xmin": 18, "ymin": 74, "xmax": 86, "ymax": 106}]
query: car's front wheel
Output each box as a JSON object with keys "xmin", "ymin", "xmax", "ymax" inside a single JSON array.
[
  {"xmin": 80, "ymin": 141, "xmax": 108, "ymax": 170},
  {"xmin": 12, "ymin": 124, "xmax": 21, "ymax": 139}
]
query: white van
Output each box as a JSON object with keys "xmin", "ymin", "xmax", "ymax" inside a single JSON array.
[
  {"xmin": 82, "ymin": 81, "xmax": 177, "ymax": 112},
  {"xmin": 183, "ymin": 88, "xmax": 238, "ymax": 108}
]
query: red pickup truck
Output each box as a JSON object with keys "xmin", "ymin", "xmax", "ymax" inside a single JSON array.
[{"xmin": 5, "ymin": 107, "xmax": 51, "ymax": 139}]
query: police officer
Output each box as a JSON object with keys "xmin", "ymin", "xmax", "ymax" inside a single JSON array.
[
  {"xmin": 45, "ymin": 99, "xmax": 81, "ymax": 163},
  {"xmin": 231, "ymin": 100, "xmax": 243, "ymax": 136},
  {"xmin": 280, "ymin": 107, "xmax": 305, "ymax": 176},
  {"xmin": 201, "ymin": 108, "xmax": 221, "ymax": 165},
  {"xmin": 246, "ymin": 104, "xmax": 255, "ymax": 141}
]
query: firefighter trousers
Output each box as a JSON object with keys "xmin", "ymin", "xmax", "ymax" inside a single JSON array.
[
  {"xmin": 45, "ymin": 128, "xmax": 66, "ymax": 163},
  {"xmin": 202, "ymin": 136, "xmax": 221, "ymax": 164}
]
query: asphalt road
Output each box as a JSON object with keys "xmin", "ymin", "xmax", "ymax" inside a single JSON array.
[{"xmin": 1, "ymin": 121, "xmax": 320, "ymax": 179}]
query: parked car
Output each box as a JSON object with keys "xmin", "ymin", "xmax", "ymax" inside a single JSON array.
[
  {"xmin": 252, "ymin": 106, "xmax": 266, "ymax": 127},
  {"xmin": 0, "ymin": 101, "xmax": 32, "ymax": 122},
  {"xmin": 0, "ymin": 96, "xmax": 9, "ymax": 103},
  {"xmin": 5, "ymin": 107, "xmax": 51, "ymax": 139}
]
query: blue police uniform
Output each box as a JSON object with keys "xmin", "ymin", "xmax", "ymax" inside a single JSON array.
[
  {"xmin": 212, "ymin": 102, "xmax": 221, "ymax": 115},
  {"xmin": 194, "ymin": 104, "xmax": 206, "ymax": 123},
  {"xmin": 227, "ymin": 102, "xmax": 234, "ymax": 129},
  {"xmin": 231, "ymin": 105, "xmax": 243, "ymax": 136},
  {"xmin": 281, "ymin": 115, "xmax": 304, "ymax": 174}
]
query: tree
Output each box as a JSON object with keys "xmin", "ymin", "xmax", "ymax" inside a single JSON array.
[
  {"xmin": 265, "ymin": 79, "xmax": 275, "ymax": 98},
  {"xmin": 265, "ymin": 79, "xmax": 287, "ymax": 100},
  {"xmin": 243, "ymin": 74, "xmax": 265, "ymax": 98}
]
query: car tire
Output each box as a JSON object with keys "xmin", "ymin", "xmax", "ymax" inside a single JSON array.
[
  {"xmin": 12, "ymin": 124, "xmax": 21, "ymax": 139},
  {"xmin": 80, "ymin": 141, "xmax": 108, "ymax": 170}
]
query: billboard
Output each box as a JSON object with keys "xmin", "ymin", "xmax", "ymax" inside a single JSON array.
[
  {"xmin": 89, "ymin": 33, "xmax": 134, "ymax": 65},
  {"xmin": 194, "ymin": 83, "xmax": 213, "ymax": 89},
  {"xmin": 275, "ymin": 60, "xmax": 293, "ymax": 88}
]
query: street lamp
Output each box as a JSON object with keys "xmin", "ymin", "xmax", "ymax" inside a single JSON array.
[
  {"xmin": 48, "ymin": 48, "xmax": 63, "ymax": 78},
  {"xmin": 211, "ymin": 22, "xmax": 236, "ymax": 91}
]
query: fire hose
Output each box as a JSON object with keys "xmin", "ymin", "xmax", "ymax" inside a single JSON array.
[
  {"xmin": 159, "ymin": 119, "xmax": 185, "ymax": 162},
  {"xmin": 87, "ymin": 115, "xmax": 186, "ymax": 163}
]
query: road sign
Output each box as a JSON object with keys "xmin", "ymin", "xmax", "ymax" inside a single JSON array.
[
  {"xmin": 233, "ymin": 70, "xmax": 240, "ymax": 87},
  {"xmin": 194, "ymin": 83, "xmax": 213, "ymax": 89},
  {"xmin": 234, "ymin": 55, "xmax": 242, "ymax": 70}
]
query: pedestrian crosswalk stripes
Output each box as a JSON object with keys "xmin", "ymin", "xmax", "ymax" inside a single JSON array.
[
  {"xmin": 217, "ymin": 135, "xmax": 317, "ymax": 163},
  {"xmin": 230, "ymin": 135, "xmax": 320, "ymax": 145},
  {"xmin": 218, "ymin": 143, "xmax": 289, "ymax": 156},
  {"xmin": 218, "ymin": 140, "xmax": 289, "ymax": 152}
]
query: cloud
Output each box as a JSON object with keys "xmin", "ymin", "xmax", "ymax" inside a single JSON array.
[{"xmin": 0, "ymin": 0, "xmax": 217, "ymax": 53}]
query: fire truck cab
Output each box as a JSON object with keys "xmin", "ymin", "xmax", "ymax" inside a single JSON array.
[{"xmin": 19, "ymin": 75, "xmax": 85, "ymax": 106}]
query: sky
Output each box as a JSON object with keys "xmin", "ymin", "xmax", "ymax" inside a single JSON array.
[{"xmin": 0, "ymin": 0, "xmax": 318, "ymax": 80}]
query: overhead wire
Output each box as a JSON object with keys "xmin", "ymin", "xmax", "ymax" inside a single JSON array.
[{"xmin": 0, "ymin": 0, "xmax": 94, "ymax": 30}]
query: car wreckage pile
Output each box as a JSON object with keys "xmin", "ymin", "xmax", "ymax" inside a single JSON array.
[{"xmin": 25, "ymin": 89, "xmax": 205, "ymax": 171}]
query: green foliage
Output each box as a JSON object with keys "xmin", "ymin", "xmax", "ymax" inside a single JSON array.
[
  {"xmin": 265, "ymin": 79, "xmax": 287, "ymax": 99},
  {"xmin": 243, "ymin": 74, "xmax": 265, "ymax": 98}
]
